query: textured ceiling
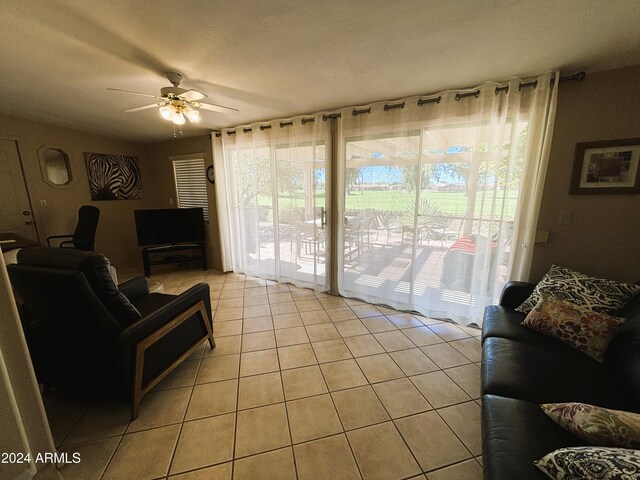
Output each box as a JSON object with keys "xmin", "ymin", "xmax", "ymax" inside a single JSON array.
[{"xmin": 2, "ymin": 0, "xmax": 640, "ymax": 142}]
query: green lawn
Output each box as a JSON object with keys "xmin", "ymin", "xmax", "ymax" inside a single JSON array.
[
  {"xmin": 261, "ymin": 189, "xmax": 520, "ymax": 220},
  {"xmin": 344, "ymin": 190, "xmax": 519, "ymax": 218}
]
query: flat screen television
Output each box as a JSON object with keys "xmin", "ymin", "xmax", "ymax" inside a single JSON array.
[{"xmin": 134, "ymin": 208, "xmax": 205, "ymax": 246}]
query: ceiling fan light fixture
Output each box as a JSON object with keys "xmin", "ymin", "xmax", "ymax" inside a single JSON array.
[
  {"xmin": 183, "ymin": 104, "xmax": 201, "ymax": 123},
  {"xmin": 171, "ymin": 110, "xmax": 186, "ymax": 125},
  {"xmin": 159, "ymin": 105, "xmax": 173, "ymax": 120},
  {"xmin": 109, "ymin": 72, "xmax": 238, "ymax": 135}
]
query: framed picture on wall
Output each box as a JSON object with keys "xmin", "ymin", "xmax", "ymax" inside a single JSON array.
[
  {"xmin": 570, "ymin": 138, "xmax": 640, "ymax": 194},
  {"xmin": 84, "ymin": 152, "xmax": 143, "ymax": 200}
]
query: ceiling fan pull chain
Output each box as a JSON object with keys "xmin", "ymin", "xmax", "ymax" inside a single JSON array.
[{"xmin": 172, "ymin": 123, "xmax": 183, "ymax": 138}]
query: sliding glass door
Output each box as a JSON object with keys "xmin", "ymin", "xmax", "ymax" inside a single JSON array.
[
  {"xmin": 274, "ymin": 141, "xmax": 327, "ymax": 285},
  {"xmin": 339, "ymin": 123, "xmax": 521, "ymax": 323},
  {"xmin": 217, "ymin": 73, "xmax": 556, "ymax": 326},
  {"xmin": 223, "ymin": 117, "xmax": 329, "ymax": 290},
  {"xmin": 340, "ymin": 130, "xmax": 422, "ymax": 307}
]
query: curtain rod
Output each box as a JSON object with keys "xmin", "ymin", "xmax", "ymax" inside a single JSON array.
[{"xmin": 216, "ymin": 71, "xmax": 585, "ymax": 135}]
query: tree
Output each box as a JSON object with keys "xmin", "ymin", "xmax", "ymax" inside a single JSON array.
[
  {"xmin": 234, "ymin": 150, "xmax": 272, "ymax": 206},
  {"xmin": 345, "ymin": 167, "xmax": 362, "ymax": 195},
  {"xmin": 398, "ymin": 164, "xmax": 434, "ymax": 191}
]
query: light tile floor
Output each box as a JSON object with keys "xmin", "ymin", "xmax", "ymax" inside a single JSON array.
[{"xmin": 45, "ymin": 263, "xmax": 483, "ymax": 480}]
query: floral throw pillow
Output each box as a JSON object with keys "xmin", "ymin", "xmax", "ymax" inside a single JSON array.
[
  {"xmin": 535, "ymin": 446, "xmax": 640, "ymax": 480},
  {"xmin": 521, "ymin": 297, "xmax": 625, "ymax": 362},
  {"xmin": 541, "ymin": 403, "xmax": 640, "ymax": 448},
  {"xmin": 516, "ymin": 264, "xmax": 640, "ymax": 314}
]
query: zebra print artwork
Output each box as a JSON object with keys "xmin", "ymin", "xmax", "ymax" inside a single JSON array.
[{"xmin": 84, "ymin": 152, "xmax": 142, "ymax": 200}]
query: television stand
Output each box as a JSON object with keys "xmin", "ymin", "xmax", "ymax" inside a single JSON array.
[{"xmin": 142, "ymin": 242, "xmax": 207, "ymax": 276}]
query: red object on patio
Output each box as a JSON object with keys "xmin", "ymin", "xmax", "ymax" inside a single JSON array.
[{"xmin": 441, "ymin": 235, "xmax": 497, "ymax": 292}]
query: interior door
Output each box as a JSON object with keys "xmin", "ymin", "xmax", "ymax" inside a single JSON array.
[{"xmin": 0, "ymin": 139, "xmax": 37, "ymax": 240}]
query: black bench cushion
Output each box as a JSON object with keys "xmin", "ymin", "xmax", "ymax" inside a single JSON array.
[
  {"xmin": 482, "ymin": 305, "xmax": 550, "ymax": 346},
  {"xmin": 604, "ymin": 316, "xmax": 640, "ymax": 411},
  {"xmin": 481, "ymin": 337, "xmax": 623, "ymax": 409},
  {"xmin": 482, "ymin": 394, "xmax": 587, "ymax": 480}
]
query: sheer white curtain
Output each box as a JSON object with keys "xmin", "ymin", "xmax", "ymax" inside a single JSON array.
[
  {"xmin": 336, "ymin": 73, "xmax": 558, "ymax": 325},
  {"xmin": 220, "ymin": 115, "xmax": 330, "ymax": 290}
]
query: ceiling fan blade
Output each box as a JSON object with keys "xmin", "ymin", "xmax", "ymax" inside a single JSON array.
[
  {"xmin": 179, "ymin": 89, "xmax": 207, "ymax": 101},
  {"xmin": 196, "ymin": 101, "xmax": 239, "ymax": 113},
  {"xmin": 107, "ymin": 87, "xmax": 161, "ymax": 99},
  {"xmin": 124, "ymin": 103, "xmax": 162, "ymax": 112}
]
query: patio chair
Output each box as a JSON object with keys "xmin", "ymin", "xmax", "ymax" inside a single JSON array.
[
  {"xmin": 296, "ymin": 222, "xmax": 325, "ymax": 259},
  {"xmin": 344, "ymin": 218, "xmax": 364, "ymax": 261},
  {"xmin": 428, "ymin": 217, "xmax": 463, "ymax": 247},
  {"xmin": 375, "ymin": 211, "xmax": 403, "ymax": 243},
  {"xmin": 361, "ymin": 215, "xmax": 378, "ymax": 248}
]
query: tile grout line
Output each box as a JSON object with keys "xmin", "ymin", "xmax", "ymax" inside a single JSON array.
[
  {"xmin": 228, "ymin": 278, "xmax": 246, "ymax": 480},
  {"xmin": 356, "ymin": 319, "xmax": 477, "ymax": 475},
  {"xmin": 55, "ymin": 402, "xmax": 90, "ymax": 448},
  {"xmin": 314, "ymin": 310, "xmax": 366, "ymax": 480},
  {"xmin": 441, "ymin": 365, "xmax": 480, "ymax": 400},
  {"xmin": 433, "ymin": 405, "xmax": 478, "ymax": 467},
  {"xmin": 163, "ymin": 316, "xmax": 213, "ymax": 479},
  {"xmin": 361, "ymin": 347, "xmax": 432, "ymax": 477},
  {"xmin": 274, "ymin": 311, "xmax": 301, "ymax": 480},
  {"xmin": 97, "ymin": 434, "xmax": 126, "ymax": 480},
  {"xmin": 165, "ymin": 270, "xmax": 232, "ymax": 478}
]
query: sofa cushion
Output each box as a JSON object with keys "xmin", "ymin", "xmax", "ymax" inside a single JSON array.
[
  {"xmin": 604, "ymin": 316, "xmax": 640, "ymax": 412},
  {"xmin": 541, "ymin": 402, "xmax": 640, "ymax": 449},
  {"xmin": 17, "ymin": 247, "xmax": 141, "ymax": 325},
  {"xmin": 481, "ymin": 337, "xmax": 620, "ymax": 408},
  {"xmin": 482, "ymin": 305, "xmax": 551, "ymax": 346},
  {"xmin": 482, "ymin": 395, "xmax": 586, "ymax": 480},
  {"xmin": 516, "ymin": 264, "xmax": 640, "ymax": 314},
  {"xmin": 618, "ymin": 293, "xmax": 640, "ymax": 320},
  {"xmin": 522, "ymin": 298, "xmax": 625, "ymax": 362},
  {"xmin": 535, "ymin": 446, "xmax": 640, "ymax": 480}
]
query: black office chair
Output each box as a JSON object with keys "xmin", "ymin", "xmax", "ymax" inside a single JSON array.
[
  {"xmin": 47, "ymin": 205, "xmax": 100, "ymax": 251},
  {"xmin": 8, "ymin": 247, "xmax": 215, "ymax": 420}
]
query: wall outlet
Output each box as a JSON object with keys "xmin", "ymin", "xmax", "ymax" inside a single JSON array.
[
  {"xmin": 39, "ymin": 199, "xmax": 47, "ymax": 207},
  {"xmin": 169, "ymin": 197, "xmax": 173, "ymax": 206}
]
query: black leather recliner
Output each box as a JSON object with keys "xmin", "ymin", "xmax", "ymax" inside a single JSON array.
[{"xmin": 7, "ymin": 247, "xmax": 215, "ymax": 420}]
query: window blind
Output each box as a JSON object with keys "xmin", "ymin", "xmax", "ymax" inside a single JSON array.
[{"xmin": 172, "ymin": 158, "xmax": 209, "ymax": 222}]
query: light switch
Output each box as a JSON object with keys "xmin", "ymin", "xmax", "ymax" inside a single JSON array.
[
  {"xmin": 559, "ymin": 210, "xmax": 573, "ymax": 225},
  {"xmin": 535, "ymin": 231, "xmax": 549, "ymax": 245}
]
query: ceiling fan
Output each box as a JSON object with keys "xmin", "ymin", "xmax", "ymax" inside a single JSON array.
[{"xmin": 108, "ymin": 71, "xmax": 238, "ymax": 129}]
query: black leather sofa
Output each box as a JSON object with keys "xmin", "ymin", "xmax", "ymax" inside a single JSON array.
[{"xmin": 480, "ymin": 281, "xmax": 640, "ymax": 480}]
